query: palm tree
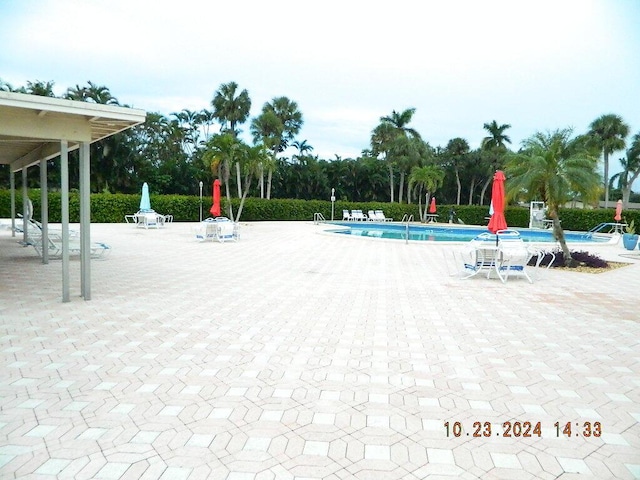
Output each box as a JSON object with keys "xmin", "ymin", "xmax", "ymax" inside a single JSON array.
[
  {"xmin": 251, "ymin": 97, "xmax": 303, "ymax": 199},
  {"xmin": 235, "ymin": 144, "xmax": 270, "ymax": 222},
  {"xmin": 408, "ymin": 165, "xmax": 445, "ymax": 222},
  {"xmin": 587, "ymin": 114, "xmax": 629, "ymax": 208},
  {"xmin": 505, "ymin": 129, "xmax": 600, "ymax": 266},
  {"xmin": 202, "ymin": 133, "xmax": 245, "ymax": 220},
  {"xmin": 480, "ymin": 121, "xmax": 511, "ymax": 205},
  {"xmin": 211, "ymin": 81, "xmax": 252, "ymax": 137},
  {"xmin": 371, "ymin": 108, "xmax": 421, "ymax": 203},
  {"xmin": 444, "ymin": 137, "xmax": 470, "ymax": 205},
  {"xmin": 292, "ymin": 139, "xmax": 313, "ymax": 162},
  {"xmin": 610, "ymin": 132, "xmax": 640, "ymax": 208}
]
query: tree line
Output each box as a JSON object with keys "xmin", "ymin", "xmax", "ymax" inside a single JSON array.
[{"xmin": 1, "ymin": 79, "xmax": 639, "ymax": 213}]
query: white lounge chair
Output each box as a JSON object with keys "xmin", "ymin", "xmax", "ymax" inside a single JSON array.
[
  {"xmin": 495, "ymin": 230, "xmax": 533, "ymax": 283},
  {"xmin": 342, "ymin": 210, "xmax": 352, "ymax": 221},
  {"xmin": 351, "ymin": 210, "xmax": 366, "ymax": 221},
  {"xmin": 375, "ymin": 210, "xmax": 393, "ymax": 222},
  {"xmin": 26, "ymin": 231, "xmax": 110, "ymax": 259},
  {"xmin": 367, "ymin": 210, "xmax": 378, "ymax": 221}
]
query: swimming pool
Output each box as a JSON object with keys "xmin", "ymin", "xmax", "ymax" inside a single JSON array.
[{"xmin": 326, "ymin": 222, "xmax": 612, "ymax": 243}]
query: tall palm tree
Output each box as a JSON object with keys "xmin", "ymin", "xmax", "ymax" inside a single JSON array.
[
  {"xmin": 202, "ymin": 133, "xmax": 245, "ymax": 220},
  {"xmin": 408, "ymin": 165, "xmax": 445, "ymax": 221},
  {"xmin": 587, "ymin": 113, "xmax": 629, "ymax": 208},
  {"xmin": 211, "ymin": 81, "xmax": 252, "ymax": 137},
  {"xmin": 480, "ymin": 120, "xmax": 511, "ymax": 205},
  {"xmin": 444, "ymin": 137, "xmax": 470, "ymax": 205},
  {"xmin": 505, "ymin": 129, "xmax": 600, "ymax": 266},
  {"xmin": 370, "ymin": 108, "xmax": 421, "ymax": 203},
  {"xmin": 610, "ymin": 132, "xmax": 640, "ymax": 208},
  {"xmin": 251, "ymin": 97, "xmax": 303, "ymax": 199}
]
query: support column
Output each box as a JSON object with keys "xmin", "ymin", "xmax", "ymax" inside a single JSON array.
[
  {"xmin": 21, "ymin": 168, "xmax": 28, "ymax": 244},
  {"xmin": 60, "ymin": 141, "xmax": 70, "ymax": 303},
  {"xmin": 40, "ymin": 158, "xmax": 49, "ymax": 264},
  {"xmin": 10, "ymin": 169, "xmax": 15, "ymax": 237},
  {"xmin": 79, "ymin": 142, "xmax": 91, "ymax": 300}
]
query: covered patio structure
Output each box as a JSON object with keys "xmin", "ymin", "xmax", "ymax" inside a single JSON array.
[{"xmin": 0, "ymin": 91, "xmax": 146, "ymax": 302}]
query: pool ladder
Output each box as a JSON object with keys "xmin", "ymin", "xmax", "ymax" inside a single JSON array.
[
  {"xmin": 313, "ymin": 212, "xmax": 326, "ymax": 225},
  {"xmin": 402, "ymin": 214, "xmax": 414, "ymax": 244}
]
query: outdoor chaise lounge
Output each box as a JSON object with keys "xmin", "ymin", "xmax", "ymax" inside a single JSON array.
[{"xmin": 25, "ymin": 231, "xmax": 111, "ymax": 259}]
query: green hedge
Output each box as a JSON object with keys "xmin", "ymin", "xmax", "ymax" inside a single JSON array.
[{"xmin": 1, "ymin": 190, "xmax": 639, "ymax": 230}]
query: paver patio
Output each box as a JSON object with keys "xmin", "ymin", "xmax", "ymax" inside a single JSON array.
[{"xmin": 1, "ymin": 221, "xmax": 639, "ymax": 479}]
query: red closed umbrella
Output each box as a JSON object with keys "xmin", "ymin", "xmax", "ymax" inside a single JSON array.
[
  {"xmin": 614, "ymin": 199, "xmax": 623, "ymax": 222},
  {"xmin": 210, "ymin": 179, "xmax": 221, "ymax": 217},
  {"xmin": 429, "ymin": 196, "xmax": 437, "ymax": 214},
  {"xmin": 487, "ymin": 171, "xmax": 507, "ymax": 234}
]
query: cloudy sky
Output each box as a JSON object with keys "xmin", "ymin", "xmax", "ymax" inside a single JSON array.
[{"xmin": 1, "ymin": 0, "xmax": 639, "ymax": 173}]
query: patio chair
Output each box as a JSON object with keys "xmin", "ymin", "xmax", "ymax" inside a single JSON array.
[
  {"xmin": 375, "ymin": 210, "xmax": 393, "ymax": 222},
  {"xmin": 496, "ymin": 230, "xmax": 533, "ymax": 283},
  {"xmin": 342, "ymin": 210, "xmax": 352, "ymax": 221},
  {"xmin": 214, "ymin": 217, "xmax": 238, "ymax": 242},
  {"xmin": 352, "ymin": 210, "xmax": 366, "ymax": 221},
  {"xmin": 367, "ymin": 210, "xmax": 378, "ymax": 221},
  {"xmin": 456, "ymin": 232, "xmax": 500, "ymax": 279},
  {"xmin": 26, "ymin": 231, "xmax": 110, "ymax": 259},
  {"xmin": 124, "ymin": 210, "xmax": 166, "ymax": 229}
]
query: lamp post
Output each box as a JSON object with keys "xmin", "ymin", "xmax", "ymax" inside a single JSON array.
[
  {"xmin": 199, "ymin": 181, "xmax": 203, "ymax": 222},
  {"xmin": 331, "ymin": 188, "xmax": 336, "ymax": 221}
]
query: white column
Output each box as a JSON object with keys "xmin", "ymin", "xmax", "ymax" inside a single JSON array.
[
  {"xmin": 21, "ymin": 167, "xmax": 28, "ymax": 244},
  {"xmin": 60, "ymin": 140, "xmax": 70, "ymax": 303},
  {"xmin": 10, "ymin": 169, "xmax": 15, "ymax": 237},
  {"xmin": 40, "ymin": 158, "xmax": 49, "ymax": 264},
  {"xmin": 79, "ymin": 142, "xmax": 91, "ymax": 300}
]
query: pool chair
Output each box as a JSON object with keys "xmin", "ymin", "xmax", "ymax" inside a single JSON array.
[
  {"xmin": 495, "ymin": 230, "xmax": 533, "ymax": 283},
  {"xmin": 342, "ymin": 210, "xmax": 352, "ymax": 221},
  {"xmin": 367, "ymin": 210, "xmax": 378, "ymax": 221},
  {"xmin": 124, "ymin": 210, "xmax": 169, "ymax": 229},
  {"xmin": 352, "ymin": 209, "xmax": 367, "ymax": 221},
  {"xmin": 214, "ymin": 217, "xmax": 238, "ymax": 242},
  {"xmin": 26, "ymin": 231, "xmax": 110, "ymax": 260},
  {"xmin": 456, "ymin": 232, "xmax": 500, "ymax": 279},
  {"xmin": 375, "ymin": 210, "xmax": 393, "ymax": 222}
]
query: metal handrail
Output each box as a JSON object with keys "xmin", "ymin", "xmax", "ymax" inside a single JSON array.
[
  {"xmin": 313, "ymin": 212, "xmax": 326, "ymax": 225},
  {"xmin": 403, "ymin": 214, "xmax": 414, "ymax": 244}
]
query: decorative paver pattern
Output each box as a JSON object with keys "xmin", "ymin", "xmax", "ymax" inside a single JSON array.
[{"xmin": 1, "ymin": 221, "xmax": 639, "ymax": 479}]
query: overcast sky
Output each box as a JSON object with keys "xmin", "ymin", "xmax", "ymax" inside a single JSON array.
[{"xmin": 1, "ymin": 0, "xmax": 639, "ymax": 175}]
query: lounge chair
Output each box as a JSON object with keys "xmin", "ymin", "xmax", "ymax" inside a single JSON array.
[
  {"xmin": 375, "ymin": 210, "xmax": 393, "ymax": 222},
  {"xmin": 367, "ymin": 210, "xmax": 378, "ymax": 221},
  {"xmin": 495, "ymin": 230, "xmax": 533, "ymax": 283},
  {"xmin": 342, "ymin": 210, "xmax": 352, "ymax": 221},
  {"xmin": 26, "ymin": 231, "xmax": 110, "ymax": 259},
  {"xmin": 351, "ymin": 209, "xmax": 366, "ymax": 221}
]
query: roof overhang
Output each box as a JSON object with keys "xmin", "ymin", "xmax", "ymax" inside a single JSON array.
[{"xmin": 0, "ymin": 91, "xmax": 147, "ymax": 172}]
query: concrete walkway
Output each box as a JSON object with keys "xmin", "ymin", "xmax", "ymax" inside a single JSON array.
[{"xmin": 1, "ymin": 221, "xmax": 639, "ymax": 479}]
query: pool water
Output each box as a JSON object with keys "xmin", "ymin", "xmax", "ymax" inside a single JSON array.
[{"xmin": 327, "ymin": 222, "xmax": 610, "ymax": 243}]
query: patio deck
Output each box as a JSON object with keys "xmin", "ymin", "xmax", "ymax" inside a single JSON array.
[{"xmin": 1, "ymin": 221, "xmax": 639, "ymax": 479}]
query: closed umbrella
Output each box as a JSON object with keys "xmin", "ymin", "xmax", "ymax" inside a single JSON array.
[
  {"xmin": 614, "ymin": 199, "xmax": 623, "ymax": 222},
  {"xmin": 210, "ymin": 179, "xmax": 221, "ymax": 217},
  {"xmin": 140, "ymin": 182, "xmax": 152, "ymax": 212},
  {"xmin": 487, "ymin": 171, "xmax": 507, "ymax": 234},
  {"xmin": 429, "ymin": 196, "xmax": 437, "ymax": 214}
]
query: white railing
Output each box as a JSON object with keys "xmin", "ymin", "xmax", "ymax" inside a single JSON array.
[{"xmin": 313, "ymin": 212, "xmax": 326, "ymax": 225}]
